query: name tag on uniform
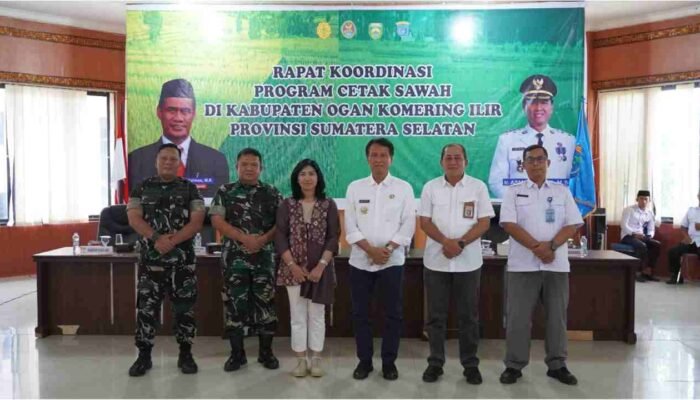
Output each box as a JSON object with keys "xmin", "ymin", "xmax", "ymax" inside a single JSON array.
[
  {"xmin": 463, "ymin": 201, "xmax": 475, "ymax": 219},
  {"xmin": 516, "ymin": 194, "xmax": 529, "ymax": 198},
  {"xmin": 359, "ymin": 200, "xmax": 370, "ymax": 215},
  {"xmin": 545, "ymin": 196, "xmax": 555, "ymax": 223}
]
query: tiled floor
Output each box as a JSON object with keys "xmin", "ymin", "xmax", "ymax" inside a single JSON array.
[{"xmin": 0, "ymin": 275, "xmax": 698, "ymax": 398}]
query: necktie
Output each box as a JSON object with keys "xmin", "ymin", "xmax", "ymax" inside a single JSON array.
[
  {"xmin": 176, "ymin": 146, "xmax": 186, "ymax": 177},
  {"xmin": 536, "ymin": 133, "xmax": 543, "ymax": 146}
]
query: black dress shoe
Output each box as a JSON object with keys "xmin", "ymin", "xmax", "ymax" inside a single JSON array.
[
  {"xmin": 177, "ymin": 351, "xmax": 198, "ymax": 374},
  {"xmin": 382, "ymin": 363, "xmax": 399, "ymax": 380},
  {"xmin": 643, "ymin": 274, "xmax": 660, "ymax": 282},
  {"xmin": 422, "ymin": 365, "xmax": 443, "ymax": 383},
  {"xmin": 635, "ymin": 274, "xmax": 648, "ymax": 283},
  {"xmin": 666, "ymin": 279, "xmax": 680, "ymax": 285},
  {"xmin": 547, "ymin": 367, "xmax": 578, "ymax": 385},
  {"xmin": 463, "ymin": 367, "xmax": 483, "ymax": 385},
  {"xmin": 128, "ymin": 353, "xmax": 152, "ymax": 377},
  {"xmin": 499, "ymin": 368, "xmax": 522, "ymax": 384},
  {"xmin": 353, "ymin": 361, "xmax": 373, "ymax": 380}
]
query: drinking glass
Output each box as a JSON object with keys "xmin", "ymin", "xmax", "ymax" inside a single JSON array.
[{"xmin": 99, "ymin": 235, "xmax": 111, "ymax": 247}]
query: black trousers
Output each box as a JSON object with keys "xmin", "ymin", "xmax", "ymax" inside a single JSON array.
[
  {"xmin": 349, "ymin": 265, "xmax": 403, "ymax": 366},
  {"xmin": 424, "ymin": 268, "xmax": 481, "ymax": 368},
  {"xmin": 667, "ymin": 242, "xmax": 699, "ymax": 282},
  {"xmin": 621, "ymin": 235, "xmax": 661, "ymax": 272}
]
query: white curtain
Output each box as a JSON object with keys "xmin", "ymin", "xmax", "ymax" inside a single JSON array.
[
  {"xmin": 648, "ymin": 84, "xmax": 700, "ymax": 223},
  {"xmin": 599, "ymin": 83, "xmax": 700, "ymax": 224},
  {"xmin": 599, "ymin": 88, "xmax": 649, "ymax": 223},
  {"xmin": 6, "ymin": 84, "xmax": 106, "ymax": 225}
]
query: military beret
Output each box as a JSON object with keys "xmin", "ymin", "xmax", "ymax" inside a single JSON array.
[
  {"xmin": 159, "ymin": 78, "xmax": 195, "ymax": 105},
  {"xmin": 520, "ymin": 74, "xmax": 557, "ymax": 100}
]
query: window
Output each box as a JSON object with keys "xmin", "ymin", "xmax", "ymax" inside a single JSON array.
[
  {"xmin": 599, "ymin": 82, "xmax": 700, "ymax": 224},
  {"xmin": 4, "ymin": 84, "xmax": 113, "ymax": 225}
]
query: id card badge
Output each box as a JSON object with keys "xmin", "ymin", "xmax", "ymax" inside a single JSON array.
[
  {"xmin": 545, "ymin": 196, "xmax": 555, "ymax": 223},
  {"xmin": 463, "ymin": 201, "xmax": 475, "ymax": 219}
]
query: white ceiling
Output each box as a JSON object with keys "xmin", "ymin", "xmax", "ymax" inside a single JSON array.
[{"xmin": 0, "ymin": 0, "xmax": 698, "ymax": 34}]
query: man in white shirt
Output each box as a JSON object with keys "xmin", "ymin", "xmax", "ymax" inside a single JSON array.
[
  {"xmin": 418, "ymin": 144, "xmax": 495, "ymax": 384},
  {"xmin": 498, "ymin": 144, "xmax": 583, "ymax": 386},
  {"xmin": 667, "ymin": 191, "xmax": 700, "ymax": 284},
  {"xmin": 344, "ymin": 138, "xmax": 416, "ymax": 381},
  {"xmin": 620, "ymin": 190, "xmax": 660, "ymax": 282}
]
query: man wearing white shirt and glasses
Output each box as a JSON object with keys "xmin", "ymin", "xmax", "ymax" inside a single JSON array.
[
  {"xmin": 498, "ymin": 144, "xmax": 582, "ymax": 386},
  {"xmin": 667, "ymin": 191, "xmax": 700, "ymax": 285},
  {"xmin": 344, "ymin": 138, "xmax": 416, "ymax": 381},
  {"xmin": 418, "ymin": 143, "xmax": 494, "ymax": 384}
]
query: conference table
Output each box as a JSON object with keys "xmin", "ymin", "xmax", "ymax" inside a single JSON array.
[{"xmin": 34, "ymin": 248, "xmax": 639, "ymax": 343}]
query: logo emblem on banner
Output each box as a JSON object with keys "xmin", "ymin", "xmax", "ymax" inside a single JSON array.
[
  {"xmin": 341, "ymin": 20, "xmax": 356, "ymax": 39},
  {"xmin": 395, "ymin": 21, "xmax": 410, "ymax": 38},
  {"xmin": 368, "ymin": 23, "xmax": 383, "ymax": 40},
  {"xmin": 316, "ymin": 21, "xmax": 331, "ymax": 39}
]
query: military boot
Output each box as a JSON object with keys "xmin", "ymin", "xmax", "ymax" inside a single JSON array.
[
  {"xmin": 257, "ymin": 334, "xmax": 279, "ymax": 370},
  {"xmin": 224, "ymin": 334, "xmax": 247, "ymax": 372},
  {"xmin": 128, "ymin": 349, "xmax": 152, "ymax": 377},
  {"xmin": 177, "ymin": 344, "xmax": 198, "ymax": 374}
]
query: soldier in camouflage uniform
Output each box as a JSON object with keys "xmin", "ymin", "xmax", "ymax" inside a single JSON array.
[
  {"xmin": 210, "ymin": 147, "xmax": 283, "ymax": 372},
  {"xmin": 126, "ymin": 143, "xmax": 205, "ymax": 377}
]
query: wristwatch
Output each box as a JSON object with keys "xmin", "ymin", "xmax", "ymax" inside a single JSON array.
[
  {"xmin": 385, "ymin": 244, "xmax": 394, "ymax": 252},
  {"xmin": 319, "ymin": 259, "xmax": 329, "ymax": 266},
  {"xmin": 151, "ymin": 232, "xmax": 161, "ymax": 242},
  {"xmin": 458, "ymin": 240, "xmax": 466, "ymax": 249},
  {"xmin": 550, "ymin": 241, "xmax": 558, "ymax": 251}
]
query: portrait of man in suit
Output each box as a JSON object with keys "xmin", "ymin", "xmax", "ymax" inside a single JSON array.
[{"xmin": 128, "ymin": 78, "xmax": 230, "ymax": 197}]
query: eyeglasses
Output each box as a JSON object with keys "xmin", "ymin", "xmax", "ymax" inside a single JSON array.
[{"xmin": 524, "ymin": 156, "xmax": 548, "ymax": 164}]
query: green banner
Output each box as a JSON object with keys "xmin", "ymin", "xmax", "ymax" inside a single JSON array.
[{"xmin": 126, "ymin": 6, "xmax": 584, "ymax": 198}]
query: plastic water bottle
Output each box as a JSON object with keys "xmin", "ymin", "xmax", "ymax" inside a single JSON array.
[
  {"xmin": 580, "ymin": 235, "xmax": 588, "ymax": 257},
  {"xmin": 194, "ymin": 232, "xmax": 202, "ymax": 249},
  {"xmin": 72, "ymin": 232, "xmax": 80, "ymax": 255}
]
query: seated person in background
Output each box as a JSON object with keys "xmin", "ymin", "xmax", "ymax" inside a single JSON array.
[
  {"xmin": 620, "ymin": 190, "xmax": 660, "ymax": 282},
  {"xmin": 666, "ymin": 191, "xmax": 700, "ymax": 285}
]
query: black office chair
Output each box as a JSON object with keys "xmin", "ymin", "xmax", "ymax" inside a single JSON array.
[
  {"xmin": 483, "ymin": 203, "xmax": 509, "ymax": 245},
  {"xmin": 97, "ymin": 205, "xmax": 139, "ymax": 245},
  {"xmin": 200, "ymin": 208, "xmax": 216, "ymax": 244}
]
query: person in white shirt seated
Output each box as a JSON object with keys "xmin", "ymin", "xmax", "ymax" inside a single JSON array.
[
  {"xmin": 667, "ymin": 191, "xmax": 700, "ymax": 285},
  {"xmin": 620, "ymin": 190, "xmax": 661, "ymax": 282}
]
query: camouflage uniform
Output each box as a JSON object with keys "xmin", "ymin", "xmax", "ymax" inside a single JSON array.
[
  {"xmin": 127, "ymin": 176, "xmax": 205, "ymax": 351},
  {"xmin": 209, "ymin": 181, "xmax": 282, "ymax": 337}
]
